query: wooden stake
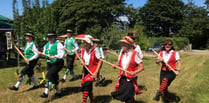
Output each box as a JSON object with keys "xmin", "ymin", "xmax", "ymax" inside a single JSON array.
[
  {"xmin": 107, "ymin": 50, "xmax": 119, "ymax": 56},
  {"xmin": 100, "ymin": 59, "xmax": 131, "ymax": 74},
  {"xmin": 14, "ymin": 45, "xmax": 28, "ymax": 63},
  {"xmin": 30, "ymin": 49, "xmax": 51, "ymax": 58}
]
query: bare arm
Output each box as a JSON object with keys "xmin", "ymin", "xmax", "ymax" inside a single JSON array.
[
  {"xmin": 93, "ymin": 59, "xmax": 102, "ymax": 78},
  {"xmin": 176, "ymin": 60, "xmax": 181, "ymax": 71}
]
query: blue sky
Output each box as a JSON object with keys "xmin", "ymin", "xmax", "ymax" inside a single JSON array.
[{"xmin": 0, "ymin": 0, "xmax": 206, "ymax": 19}]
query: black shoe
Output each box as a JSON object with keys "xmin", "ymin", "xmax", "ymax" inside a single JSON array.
[
  {"xmin": 100, "ymin": 80, "xmax": 106, "ymax": 86},
  {"xmin": 153, "ymin": 90, "xmax": 161, "ymax": 101},
  {"xmin": 95, "ymin": 81, "xmax": 100, "ymax": 87},
  {"xmin": 40, "ymin": 93, "xmax": 48, "ymax": 98},
  {"xmin": 95, "ymin": 78, "xmax": 105, "ymax": 87},
  {"xmin": 99, "ymin": 78, "xmax": 106, "ymax": 86},
  {"xmin": 61, "ymin": 79, "xmax": 65, "ymax": 83},
  {"xmin": 9, "ymin": 86, "xmax": 18, "ymax": 91},
  {"xmin": 164, "ymin": 98, "xmax": 170, "ymax": 103},
  {"xmin": 29, "ymin": 85, "xmax": 39, "ymax": 90}
]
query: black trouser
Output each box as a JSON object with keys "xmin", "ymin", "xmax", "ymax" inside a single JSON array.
[
  {"xmin": 160, "ymin": 70, "xmax": 176, "ymax": 86},
  {"xmin": 66, "ymin": 54, "xmax": 76, "ymax": 75},
  {"xmin": 21, "ymin": 58, "xmax": 39, "ymax": 78},
  {"xmin": 46, "ymin": 59, "xmax": 64, "ymax": 85},
  {"xmin": 81, "ymin": 66, "xmax": 93, "ymax": 92},
  {"xmin": 111, "ymin": 76, "xmax": 135, "ymax": 103}
]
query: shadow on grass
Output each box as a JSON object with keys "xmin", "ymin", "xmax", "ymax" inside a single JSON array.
[
  {"xmin": 61, "ymin": 86, "xmax": 81, "ymax": 96},
  {"xmin": 99, "ymin": 79, "xmax": 113, "ymax": 87},
  {"xmin": 15, "ymin": 85, "xmax": 44, "ymax": 94},
  {"xmin": 94, "ymin": 95, "xmax": 112, "ymax": 103},
  {"xmin": 135, "ymin": 100, "xmax": 146, "ymax": 103},
  {"xmin": 138, "ymin": 85, "xmax": 147, "ymax": 91},
  {"xmin": 44, "ymin": 86, "xmax": 81, "ymax": 103},
  {"xmin": 162, "ymin": 92, "xmax": 181, "ymax": 103}
]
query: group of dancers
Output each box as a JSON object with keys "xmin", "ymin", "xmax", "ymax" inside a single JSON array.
[{"xmin": 8, "ymin": 29, "xmax": 181, "ymax": 103}]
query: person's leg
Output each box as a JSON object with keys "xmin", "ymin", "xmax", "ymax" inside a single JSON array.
[
  {"xmin": 153, "ymin": 71, "xmax": 167, "ymax": 101},
  {"xmin": 82, "ymin": 91, "xmax": 89, "ymax": 103},
  {"xmin": 27, "ymin": 59, "xmax": 39, "ymax": 88},
  {"xmin": 40, "ymin": 63, "xmax": 53, "ymax": 98},
  {"xmin": 40, "ymin": 81, "xmax": 53, "ymax": 98},
  {"xmin": 9, "ymin": 64, "xmax": 30, "ymax": 91},
  {"xmin": 54, "ymin": 60, "xmax": 64, "ymax": 96},
  {"xmin": 68, "ymin": 54, "xmax": 76, "ymax": 80},
  {"xmin": 62, "ymin": 56, "xmax": 70, "ymax": 81},
  {"xmin": 82, "ymin": 81, "xmax": 93, "ymax": 103},
  {"xmin": 30, "ymin": 75, "xmax": 39, "ymax": 88}
]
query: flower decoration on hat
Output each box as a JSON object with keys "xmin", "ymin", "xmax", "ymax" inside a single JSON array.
[{"xmin": 119, "ymin": 36, "xmax": 134, "ymax": 45}]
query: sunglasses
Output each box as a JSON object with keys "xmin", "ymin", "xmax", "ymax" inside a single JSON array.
[{"xmin": 164, "ymin": 44, "xmax": 172, "ymax": 46}]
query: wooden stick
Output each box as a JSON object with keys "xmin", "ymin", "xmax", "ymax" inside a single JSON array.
[
  {"xmin": 107, "ymin": 50, "xmax": 119, "ymax": 56},
  {"xmin": 100, "ymin": 59, "xmax": 131, "ymax": 74},
  {"xmin": 152, "ymin": 49, "xmax": 179, "ymax": 75},
  {"xmin": 14, "ymin": 45, "xmax": 28, "ymax": 62},
  {"xmin": 30, "ymin": 49, "xmax": 51, "ymax": 58},
  {"xmin": 107, "ymin": 50, "xmax": 156, "ymax": 58},
  {"xmin": 65, "ymin": 48, "xmax": 93, "ymax": 75}
]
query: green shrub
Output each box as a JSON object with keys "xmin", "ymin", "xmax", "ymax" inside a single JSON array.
[{"xmin": 148, "ymin": 37, "xmax": 190, "ymax": 50}]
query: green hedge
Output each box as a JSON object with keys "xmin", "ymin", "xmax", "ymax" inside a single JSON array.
[{"xmin": 148, "ymin": 37, "xmax": 190, "ymax": 50}]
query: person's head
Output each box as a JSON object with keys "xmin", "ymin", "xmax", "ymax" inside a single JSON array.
[
  {"xmin": 127, "ymin": 33, "xmax": 136, "ymax": 41},
  {"xmin": 82, "ymin": 36, "xmax": 93, "ymax": 49},
  {"xmin": 66, "ymin": 29, "xmax": 73, "ymax": 38},
  {"xmin": 47, "ymin": 31, "xmax": 57, "ymax": 43},
  {"xmin": 119, "ymin": 36, "xmax": 134, "ymax": 52},
  {"xmin": 93, "ymin": 38, "xmax": 100, "ymax": 47},
  {"xmin": 161, "ymin": 40, "xmax": 175, "ymax": 52},
  {"xmin": 25, "ymin": 32, "xmax": 34, "ymax": 42}
]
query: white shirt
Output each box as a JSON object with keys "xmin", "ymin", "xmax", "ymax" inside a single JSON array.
[
  {"xmin": 160, "ymin": 50, "xmax": 180, "ymax": 63},
  {"xmin": 25, "ymin": 41, "xmax": 39, "ymax": 61},
  {"xmin": 118, "ymin": 50, "xmax": 143, "ymax": 70},
  {"xmin": 82, "ymin": 47, "xmax": 101, "ymax": 65},
  {"xmin": 134, "ymin": 44, "xmax": 143, "ymax": 59},
  {"xmin": 64, "ymin": 37, "xmax": 79, "ymax": 51},
  {"xmin": 43, "ymin": 40, "xmax": 65, "ymax": 59},
  {"xmin": 99, "ymin": 47, "xmax": 105, "ymax": 59}
]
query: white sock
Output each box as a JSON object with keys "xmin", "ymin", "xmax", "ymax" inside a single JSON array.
[
  {"xmin": 15, "ymin": 81, "xmax": 21, "ymax": 88},
  {"xmin": 63, "ymin": 74, "xmax": 67, "ymax": 80},
  {"xmin": 15, "ymin": 75, "xmax": 25, "ymax": 88},
  {"xmin": 55, "ymin": 85, "xmax": 61, "ymax": 94},
  {"xmin": 30, "ymin": 75, "xmax": 39, "ymax": 86},
  {"xmin": 44, "ymin": 88, "xmax": 49, "ymax": 94}
]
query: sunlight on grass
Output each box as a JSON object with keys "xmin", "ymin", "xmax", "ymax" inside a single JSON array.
[{"xmin": 0, "ymin": 53, "xmax": 209, "ymax": 103}]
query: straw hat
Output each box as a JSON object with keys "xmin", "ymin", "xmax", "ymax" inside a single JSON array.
[{"xmin": 119, "ymin": 36, "xmax": 134, "ymax": 45}]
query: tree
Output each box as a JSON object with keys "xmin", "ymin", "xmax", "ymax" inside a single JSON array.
[
  {"xmin": 139, "ymin": 0, "xmax": 184, "ymax": 36},
  {"xmin": 178, "ymin": 0, "xmax": 209, "ymax": 49},
  {"xmin": 54, "ymin": 0, "xmax": 127, "ymax": 35},
  {"xmin": 102, "ymin": 24, "xmax": 125, "ymax": 49}
]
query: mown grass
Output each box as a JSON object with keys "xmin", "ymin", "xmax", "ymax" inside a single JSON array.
[{"xmin": 1, "ymin": 53, "xmax": 209, "ymax": 103}]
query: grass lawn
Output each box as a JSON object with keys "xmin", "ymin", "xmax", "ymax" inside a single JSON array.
[{"xmin": 0, "ymin": 53, "xmax": 209, "ymax": 103}]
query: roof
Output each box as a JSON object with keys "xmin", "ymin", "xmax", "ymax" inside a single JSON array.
[
  {"xmin": 0, "ymin": 15, "xmax": 13, "ymax": 29},
  {"xmin": 0, "ymin": 15, "xmax": 13, "ymax": 22}
]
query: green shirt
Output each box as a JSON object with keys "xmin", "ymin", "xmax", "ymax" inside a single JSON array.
[
  {"xmin": 45, "ymin": 41, "xmax": 59, "ymax": 63},
  {"xmin": 24, "ymin": 42, "xmax": 35, "ymax": 59},
  {"xmin": 65, "ymin": 37, "xmax": 75, "ymax": 55}
]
